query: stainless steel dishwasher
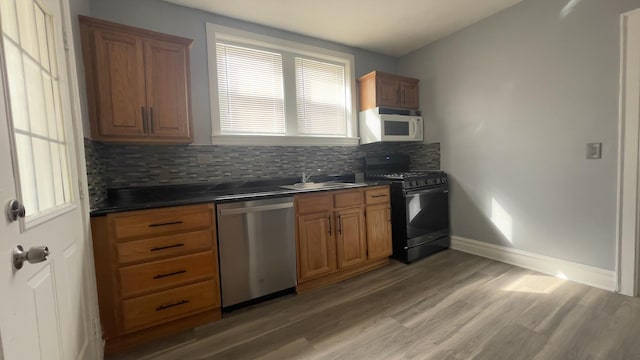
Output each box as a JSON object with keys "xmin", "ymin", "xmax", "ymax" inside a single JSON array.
[{"xmin": 217, "ymin": 197, "xmax": 296, "ymax": 308}]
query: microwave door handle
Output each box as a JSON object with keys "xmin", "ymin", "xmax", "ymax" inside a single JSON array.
[{"xmin": 409, "ymin": 119, "xmax": 417, "ymax": 138}]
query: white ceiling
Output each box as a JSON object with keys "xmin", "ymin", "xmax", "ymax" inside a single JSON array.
[{"xmin": 162, "ymin": 0, "xmax": 523, "ymax": 57}]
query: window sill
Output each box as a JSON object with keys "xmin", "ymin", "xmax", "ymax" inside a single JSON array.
[{"xmin": 211, "ymin": 135, "xmax": 360, "ymax": 146}]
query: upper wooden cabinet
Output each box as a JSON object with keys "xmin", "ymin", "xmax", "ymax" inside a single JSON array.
[
  {"xmin": 358, "ymin": 71, "xmax": 419, "ymax": 111},
  {"xmin": 79, "ymin": 16, "xmax": 193, "ymax": 143}
]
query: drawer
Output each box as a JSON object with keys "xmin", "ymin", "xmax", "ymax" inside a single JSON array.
[
  {"xmin": 366, "ymin": 187, "xmax": 390, "ymax": 205},
  {"xmin": 119, "ymin": 252, "xmax": 216, "ymax": 299},
  {"xmin": 334, "ymin": 190, "xmax": 363, "ymax": 208},
  {"xmin": 296, "ymin": 193, "xmax": 333, "ymax": 214},
  {"xmin": 121, "ymin": 280, "xmax": 219, "ymax": 332},
  {"xmin": 116, "ymin": 230, "xmax": 212, "ymax": 264},
  {"xmin": 112, "ymin": 205, "xmax": 212, "ymax": 240}
]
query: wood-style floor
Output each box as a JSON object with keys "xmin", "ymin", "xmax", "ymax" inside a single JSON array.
[{"xmin": 108, "ymin": 250, "xmax": 640, "ymax": 360}]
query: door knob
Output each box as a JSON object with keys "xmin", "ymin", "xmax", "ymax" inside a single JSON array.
[
  {"xmin": 6, "ymin": 199, "xmax": 26, "ymax": 222},
  {"xmin": 13, "ymin": 245, "xmax": 50, "ymax": 270}
]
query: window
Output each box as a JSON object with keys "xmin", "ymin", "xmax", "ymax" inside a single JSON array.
[
  {"xmin": 2, "ymin": 0, "xmax": 73, "ymax": 223},
  {"xmin": 207, "ymin": 23, "xmax": 358, "ymax": 146},
  {"xmin": 216, "ymin": 44, "xmax": 285, "ymax": 135},
  {"xmin": 296, "ymin": 58, "xmax": 346, "ymax": 136}
]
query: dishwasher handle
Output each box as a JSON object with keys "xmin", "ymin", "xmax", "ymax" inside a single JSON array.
[{"xmin": 218, "ymin": 202, "xmax": 294, "ymax": 216}]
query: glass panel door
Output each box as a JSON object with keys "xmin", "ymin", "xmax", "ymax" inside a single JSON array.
[{"xmin": 1, "ymin": 0, "xmax": 72, "ymax": 221}]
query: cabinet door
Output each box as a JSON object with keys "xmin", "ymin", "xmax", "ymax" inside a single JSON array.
[
  {"xmin": 145, "ymin": 39, "xmax": 192, "ymax": 141},
  {"xmin": 336, "ymin": 207, "xmax": 367, "ymax": 269},
  {"xmin": 376, "ymin": 75, "xmax": 400, "ymax": 108},
  {"xmin": 400, "ymin": 80, "xmax": 419, "ymax": 109},
  {"xmin": 93, "ymin": 29, "xmax": 147, "ymax": 137},
  {"xmin": 297, "ymin": 212, "xmax": 336, "ymax": 282},
  {"xmin": 366, "ymin": 204, "xmax": 392, "ymax": 260}
]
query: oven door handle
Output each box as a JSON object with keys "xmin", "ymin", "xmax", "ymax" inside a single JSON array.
[{"xmin": 404, "ymin": 187, "xmax": 448, "ymax": 197}]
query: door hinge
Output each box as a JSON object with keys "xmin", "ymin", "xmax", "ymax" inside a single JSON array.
[{"xmin": 62, "ymin": 30, "xmax": 70, "ymax": 50}]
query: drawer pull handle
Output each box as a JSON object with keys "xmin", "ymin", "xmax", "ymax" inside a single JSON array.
[
  {"xmin": 149, "ymin": 221, "xmax": 183, "ymax": 228},
  {"xmin": 153, "ymin": 270, "xmax": 187, "ymax": 279},
  {"xmin": 371, "ymin": 194, "xmax": 388, "ymax": 198},
  {"xmin": 155, "ymin": 300, "xmax": 189, "ymax": 311},
  {"xmin": 150, "ymin": 243, "xmax": 185, "ymax": 252}
]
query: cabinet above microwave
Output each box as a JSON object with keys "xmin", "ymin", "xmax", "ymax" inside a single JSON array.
[{"xmin": 358, "ymin": 71, "xmax": 419, "ymax": 111}]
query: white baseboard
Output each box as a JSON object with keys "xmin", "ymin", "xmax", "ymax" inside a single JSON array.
[{"xmin": 451, "ymin": 236, "xmax": 616, "ymax": 291}]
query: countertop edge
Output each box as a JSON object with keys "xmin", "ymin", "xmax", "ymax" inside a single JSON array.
[{"xmin": 90, "ymin": 183, "xmax": 389, "ymax": 217}]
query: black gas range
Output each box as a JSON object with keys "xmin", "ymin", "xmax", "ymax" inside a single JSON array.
[{"xmin": 365, "ymin": 154, "xmax": 450, "ymax": 263}]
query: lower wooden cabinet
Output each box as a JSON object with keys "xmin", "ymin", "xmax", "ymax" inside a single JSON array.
[
  {"xmin": 336, "ymin": 207, "xmax": 367, "ymax": 269},
  {"xmin": 295, "ymin": 186, "xmax": 392, "ymax": 291},
  {"xmin": 118, "ymin": 251, "xmax": 216, "ymax": 299},
  {"xmin": 91, "ymin": 187, "xmax": 392, "ymax": 351},
  {"xmin": 91, "ymin": 204, "xmax": 221, "ymax": 354},
  {"xmin": 121, "ymin": 280, "xmax": 218, "ymax": 332},
  {"xmin": 365, "ymin": 204, "xmax": 393, "ymax": 260},
  {"xmin": 297, "ymin": 211, "xmax": 336, "ymax": 282}
]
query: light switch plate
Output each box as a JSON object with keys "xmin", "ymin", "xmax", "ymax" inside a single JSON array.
[{"xmin": 587, "ymin": 142, "xmax": 602, "ymax": 159}]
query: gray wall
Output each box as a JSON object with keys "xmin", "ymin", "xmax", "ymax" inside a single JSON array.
[
  {"xmin": 88, "ymin": 0, "xmax": 398, "ymax": 144},
  {"xmin": 399, "ymin": 0, "xmax": 640, "ymax": 270}
]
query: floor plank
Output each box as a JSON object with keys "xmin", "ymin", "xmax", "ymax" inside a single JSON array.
[{"xmin": 108, "ymin": 250, "xmax": 638, "ymax": 360}]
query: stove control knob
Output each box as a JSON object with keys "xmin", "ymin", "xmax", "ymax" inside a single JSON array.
[
  {"xmin": 441, "ymin": 177, "xmax": 447, "ymax": 183},
  {"xmin": 427, "ymin": 179, "xmax": 434, "ymax": 185},
  {"xmin": 410, "ymin": 181, "xmax": 417, "ymax": 187},
  {"xmin": 436, "ymin": 178, "xmax": 441, "ymax": 184}
]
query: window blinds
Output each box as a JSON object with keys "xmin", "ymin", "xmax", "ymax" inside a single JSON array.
[
  {"xmin": 295, "ymin": 58, "xmax": 346, "ymax": 136},
  {"xmin": 216, "ymin": 43, "xmax": 286, "ymax": 135}
]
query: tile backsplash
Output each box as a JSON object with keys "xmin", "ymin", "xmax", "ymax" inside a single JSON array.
[
  {"xmin": 85, "ymin": 139, "xmax": 440, "ymax": 207},
  {"xmin": 84, "ymin": 138, "xmax": 107, "ymax": 206}
]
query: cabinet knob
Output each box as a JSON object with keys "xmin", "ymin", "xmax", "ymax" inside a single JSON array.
[{"xmin": 13, "ymin": 245, "xmax": 51, "ymax": 270}]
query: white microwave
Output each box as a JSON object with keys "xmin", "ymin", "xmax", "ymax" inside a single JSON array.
[{"xmin": 359, "ymin": 108, "xmax": 424, "ymax": 144}]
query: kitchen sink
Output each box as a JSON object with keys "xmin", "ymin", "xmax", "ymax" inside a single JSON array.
[{"xmin": 280, "ymin": 182, "xmax": 362, "ymax": 191}]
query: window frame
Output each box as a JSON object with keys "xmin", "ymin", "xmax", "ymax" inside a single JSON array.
[{"xmin": 206, "ymin": 23, "xmax": 359, "ymax": 146}]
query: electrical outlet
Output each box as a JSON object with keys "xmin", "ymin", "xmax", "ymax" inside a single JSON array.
[{"xmin": 587, "ymin": 142, "xmax": 602, "ymax": 159}]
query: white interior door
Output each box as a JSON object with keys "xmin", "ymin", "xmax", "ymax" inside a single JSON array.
[{"xmin": 0, "ymin": 0, "xmax": 94, "ymax": 359}]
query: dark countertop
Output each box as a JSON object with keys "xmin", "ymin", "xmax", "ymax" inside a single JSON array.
[{"xmin": 90, "ymin": 176, "xmax": 389, "ymax": 217}]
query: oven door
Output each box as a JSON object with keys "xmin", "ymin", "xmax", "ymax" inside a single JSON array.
[{"xmin": 403, "ymin": 186, "xmax": 450, "ymax": 247}]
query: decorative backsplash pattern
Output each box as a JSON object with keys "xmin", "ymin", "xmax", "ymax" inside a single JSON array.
[
  {"xmin": 84, "ymin": 138, "xmax": 107, "ymax": 206},
  {"xmin": 85, "ymin": 139, "xmax": 440, "ymax": 207}
]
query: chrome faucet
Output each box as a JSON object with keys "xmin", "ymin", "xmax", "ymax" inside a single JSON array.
[{"xmin": 301, "ymin": 168, "xmax": 321, "ymax": 184}]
